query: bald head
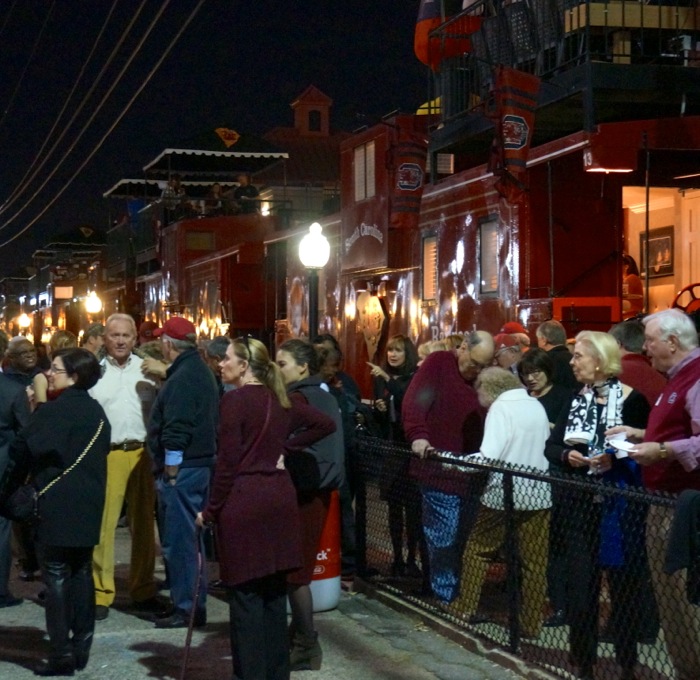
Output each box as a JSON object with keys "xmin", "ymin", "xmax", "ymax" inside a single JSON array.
[{"xmin": 457, "ymin": 330, "xmax": 495, "ymax": 382}]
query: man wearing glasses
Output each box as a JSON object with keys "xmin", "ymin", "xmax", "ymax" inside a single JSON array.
[
  {"xmin": 402, "ymin": 331, "xmax": 494, "ymax": 602},
  {"xmin": 4, "ymin": 337, "xmax": 40, "ymax": 390}
]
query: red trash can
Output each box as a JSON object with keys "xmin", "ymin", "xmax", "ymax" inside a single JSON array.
[{"xmin": 310, "ymin": 489, "xmax": 341, "ymax": 612}]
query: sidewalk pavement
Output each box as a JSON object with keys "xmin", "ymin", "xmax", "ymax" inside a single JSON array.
[{"xmin": 0, "ymin": 527, "xmax": 539, "ymax": 679}]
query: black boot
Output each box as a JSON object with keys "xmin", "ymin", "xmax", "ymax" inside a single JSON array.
[
  {"xmin": 33, "ymin": 656, "xmax": 75, "ymax": 676},
  {"xmin": 289, "ymin": 631, "xmax": 322, "ymax": 671}
]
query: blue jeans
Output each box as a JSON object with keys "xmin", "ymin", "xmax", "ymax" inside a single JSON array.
[
  {"xmin": 157, "ymin": 467, "xmax": 210, "ymax": 614},
  {"xmin": 421, "ymin": 486, "xmax": 480, "ymax": 603}
]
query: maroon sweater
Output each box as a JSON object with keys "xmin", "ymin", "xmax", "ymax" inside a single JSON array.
[
  {"xmin": 402, "ymin": 351, "xmax": 486, "ymax": 493},
  {"xmin": 644, "ymin": 356, "xmax": 700, "ymax": 493}
]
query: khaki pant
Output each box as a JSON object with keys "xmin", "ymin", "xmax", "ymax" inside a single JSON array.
[
  {"xmin": 454, "ymin": 506, "xmax": 550, "ymax": 636},
  {"xmin": 647, "ymin": 504, "xmax": 700, "ymax": 680},
  {"xmin": 92, "ymin": 447, "xmax": 157, "ymax": 607}
]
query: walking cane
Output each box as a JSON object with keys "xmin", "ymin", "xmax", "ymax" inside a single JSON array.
[{"xmin": 180, "ymin": 524, "xmax": 204, "ymax": 680}]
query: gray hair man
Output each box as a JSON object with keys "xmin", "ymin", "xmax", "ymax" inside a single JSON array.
[
  {"xmin": 148, "ymin": 317, "xmax": 219, "ymax": 628},
  {"xmin": 610, "ymin": 309, "xmax": 700, "ymax": 680}
]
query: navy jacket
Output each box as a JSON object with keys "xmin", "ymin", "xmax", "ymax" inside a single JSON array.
[{"xmin": 148, "ymin": 348, "xmax": 219, "ymax": 471}]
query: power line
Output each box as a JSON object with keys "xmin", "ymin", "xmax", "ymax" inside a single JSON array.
[
  {"xmin": 0, "ymin": 0, "xmax": 123, "ymax": 214},
  {"xmin": 0, "ymin": 1, "xmax": 56, "ymax": 133},
  {"xmin": 0, "ymin": 0, "xmax": 206, "ymax": 251},
  {"xmin": 0, "ymin": 0, "xmax": 19, "ymax": 43},
  {"xmin": 0, "ymin": 0, "xmax": 147, "ymax": 216},
  {"xmin": 0, "ymin": 0, "xmax": 161, "ymax": 231}
]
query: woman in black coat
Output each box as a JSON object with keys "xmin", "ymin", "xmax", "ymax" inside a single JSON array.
[
  {"xmin": 9, "ymin": 348, "xmax": 110, "ymax": 676},
  {"xmin": 367, "ymin": 334, "xmax": 422, "ymax": 577}
]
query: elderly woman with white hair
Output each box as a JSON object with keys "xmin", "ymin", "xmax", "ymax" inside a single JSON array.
[
  {"xmin": 452, "ymin": 367, "xmax": 551, "ymax": 637},
  {"xmin": 545, "ymin": 330, "xmax": 652, "ymax": 680}
]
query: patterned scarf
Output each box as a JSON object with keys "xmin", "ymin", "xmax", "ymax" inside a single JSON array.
[{"xmin": 563, "ymin": 378, "xmax": 624, "ymax": 449}]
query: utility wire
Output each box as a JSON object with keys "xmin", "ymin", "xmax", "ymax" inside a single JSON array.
[
  {"xmin": 0, "ymin": 0, "xmax": 206, "ymax": 250},
  {"xmin": 0, "ymin": 1, "xmax": 56, "ymax": 133},
  {"xmin": 0, "ymin": 0, "xmax": 19, "ymax": 43},
  {"xmin": 1, "ymin": 0, "xmax": 144, "ymax": 216},
  {"xmin": 0, "ymin": 0, "xmax": 162, "ymax": 231}
]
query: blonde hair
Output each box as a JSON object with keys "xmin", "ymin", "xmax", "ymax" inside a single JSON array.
[
  {"xmin": 233, "ymin": 337, "xmax": 290, "ymax": 408},
  {"xmin": 49, "ymin": 330, "xmax": 78, "ymax": 355},
  {"xmin": 574, "ymin": 330, "xmax": 622, "ymax": 377},
  {"xmin": 417, "ymin": 340, "xmax": 448, "ymax": 360},
  {"xmin": 475, "ymin": 366, "xmax": 523, "ymax": 405}
]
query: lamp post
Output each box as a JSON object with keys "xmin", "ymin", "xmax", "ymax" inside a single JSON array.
[{"xmin": 298, "ymin": 222, "xmax": 330, "ymax": 338}]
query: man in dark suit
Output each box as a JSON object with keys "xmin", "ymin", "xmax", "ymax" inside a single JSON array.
[
  {"xmin": 536, "ymin": 320, "xmax": 579, "ymax": 390},
  {"xmin": 0, "ymin": 372, "xmax": 31, "ymax": 607}
]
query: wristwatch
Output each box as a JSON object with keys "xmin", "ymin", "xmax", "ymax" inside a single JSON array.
[{"xmin": 659, "ymin": 443, "xmax": 668, "ymax": 459}]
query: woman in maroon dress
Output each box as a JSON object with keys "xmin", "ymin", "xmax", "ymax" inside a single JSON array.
[{"xmin": 196, "ymin": 337, "xmax": 335, "ymax": 680}]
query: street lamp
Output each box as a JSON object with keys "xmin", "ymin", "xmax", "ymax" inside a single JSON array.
[
  {"xmin": 85, "ymin": 291, "xmax": 103, "ymax": 315},
  {"xmin": 298, "ymin": 222, "xmax": 330, "ymax": 338}
]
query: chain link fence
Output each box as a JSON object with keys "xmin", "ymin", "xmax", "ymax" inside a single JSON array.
[{"xmin": 355, "ymin": 433, "xmax": 691, "ymax": 680}]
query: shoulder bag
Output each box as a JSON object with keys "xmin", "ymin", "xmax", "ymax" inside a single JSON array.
[{"xmin": 2, "ymin": 419, "xmax": 105, "ymax": 524}]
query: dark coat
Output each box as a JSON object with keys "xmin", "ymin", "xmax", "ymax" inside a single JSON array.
[
  {"xmin": 202, "ymin": 385, "xmax": 335, "ymax": 587},
  {"xmin": 148, "ymin": 348, "xmax": 219, "ymax": 470},
  {"xmin": 10, "ymin": 387, "xmax": 110, "ymax": 547},
  {"xmin": 0, "ymin": 373, "xmax": 31, "ymax": 481}
]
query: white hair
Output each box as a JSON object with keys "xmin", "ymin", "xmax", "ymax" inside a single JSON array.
[{"xmin": 643, "ymin": 309, "xmax": 698, "ymax": 351}]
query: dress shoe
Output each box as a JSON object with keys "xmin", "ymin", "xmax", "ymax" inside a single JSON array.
[
  {"xmin": 405, "ymin": 561, "xmax": 422, "ymax": 579},
  {"xmin": 390, "ymin": 560, "xmax": 406, "ymax": 577},
  {"xmin": 33, "ymin": 657, "xmax": 75, "ymax": 676},
  {"xmin": 543, "ymin": 609, "xmax": 567, "ymax": 627},
  {"xmin": 94, "ymin": 605, "xmax": 109, "ymax": 621},
  {"xmin": 130, "ymin": 596, "xmax": 171, "ymax": 616},
  {"xmin": 0, "ymin": 594, "xmax": 23, "ymax": 608},
  {"xmin": 154, "ymin": 608, "xmax": 206, "ymax": 629},
  {"xmin": 73, "ymin": 652, "xmax": 89, "ymax": 671}
]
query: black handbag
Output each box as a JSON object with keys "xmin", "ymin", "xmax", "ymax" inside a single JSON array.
[
  {"xmin": 4, "ymin": 483, "xmax": 40, "ymax": 523},
  {"xmin": 1, "ymin": 419, "xmax": 105, "ymax": 524}
]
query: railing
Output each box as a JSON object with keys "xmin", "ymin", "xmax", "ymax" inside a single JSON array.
[
  {"xmin": 430, "ymin": 0, "xmax": 700, "ymax": 124},
  {"xmin": 355, "ymin": 434, "xmax": 687, "ymax": 679}
]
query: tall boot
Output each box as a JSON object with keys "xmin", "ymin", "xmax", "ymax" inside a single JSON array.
[
  {"xmin": 69, "ymin": 550, "xmax": 95, "ymax": 671},
  {"xmin": 42, "ymin": 558, "xmax": 74, "ymax": 663},
  {"xmin": 289, "ymin": 631, "xmax": 322, "ymax": 671}
]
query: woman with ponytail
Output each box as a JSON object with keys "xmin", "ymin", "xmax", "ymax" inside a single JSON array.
[{"xmin": 196, "ymin": 337, "xmax": 335, "ymax": 680}]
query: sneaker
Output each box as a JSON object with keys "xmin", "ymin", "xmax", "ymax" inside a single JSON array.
[
  {"xmin": 0, "ymin": 595, "xmax": 23, "ymax": 608},
  {"xmin": 95, "ymin": 605, "xmax": 109, "ymax": 621}
]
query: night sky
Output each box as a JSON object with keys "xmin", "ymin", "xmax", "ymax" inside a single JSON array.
[{"xmin": 0, "ymin": 0, "xmax": 425, "ymax": 274}]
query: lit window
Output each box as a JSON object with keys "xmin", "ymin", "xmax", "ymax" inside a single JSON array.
[
  {"xmin": 422, "ymin": 235, "xmax": 438, "ymax": 301},
  {"xmin": 479, "ymin": 217, "xmax": 499, "ymax": 295},
  {"xmin": 354, "ymin": 141, "xmax": 376, "ymax": 202}
]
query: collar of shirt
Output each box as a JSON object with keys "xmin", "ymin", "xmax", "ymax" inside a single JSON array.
[{"xmin": 668, "ymin": 347, "xmax": 700, "ymax": 381}]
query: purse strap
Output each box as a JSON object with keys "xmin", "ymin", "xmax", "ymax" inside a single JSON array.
[{"xmin": 36, "ymin": 419, "xmax": 105, "ymax": 499}]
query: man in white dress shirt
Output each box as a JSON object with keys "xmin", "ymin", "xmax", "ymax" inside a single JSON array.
[{"xmin": 90, "ymin": 314, "xmax": 162, "ymax": 620}]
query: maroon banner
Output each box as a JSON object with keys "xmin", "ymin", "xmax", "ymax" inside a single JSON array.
[
  {"xmin": 390, "ymin": 132, "xmax": 428, "ymax": 230},
  {"xmin": 488, "ymin": 66, "xmax": 540, "ymax": 203}
]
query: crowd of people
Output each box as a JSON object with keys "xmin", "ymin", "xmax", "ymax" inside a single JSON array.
[{"xmin": 0, "ymin": 308, "xmax": 699, "ymax": 680}]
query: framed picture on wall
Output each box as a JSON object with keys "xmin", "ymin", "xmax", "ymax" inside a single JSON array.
[{"xmin": 640, "ymin": 226, "xmax": 674, "ymax": 279}]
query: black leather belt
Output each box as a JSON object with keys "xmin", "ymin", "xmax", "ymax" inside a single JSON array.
[{"xmin": 110, "ymin": 440, "xmax": 145, "ymax": 451}]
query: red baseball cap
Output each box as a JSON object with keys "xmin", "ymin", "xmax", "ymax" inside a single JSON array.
[
  {"xmin": 500, "ymin": 321, "xmax": 527, "ymax": 335},
  {"xmin": 139, "ymin": 321, "xmax": 159, "ymax": 340},
  {"xmin": 494, "ymin": 333, "xmax": 519, "ymax": 353},
  {"xmin": 154, "ymin": 316, "xmax": 196, "ymax": 341}
]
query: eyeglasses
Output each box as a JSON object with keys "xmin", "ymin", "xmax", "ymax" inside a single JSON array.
[
  {"xmin": 10, "ymin": 350, "xmax": 36, "ymax": 358},
  {"xmin": 49, "ymin": 366, "xmax": 67, "ymax": 374},
  {"xmin": 522, "ymin": 370, "xmax": 544, "ymax": 379}
]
